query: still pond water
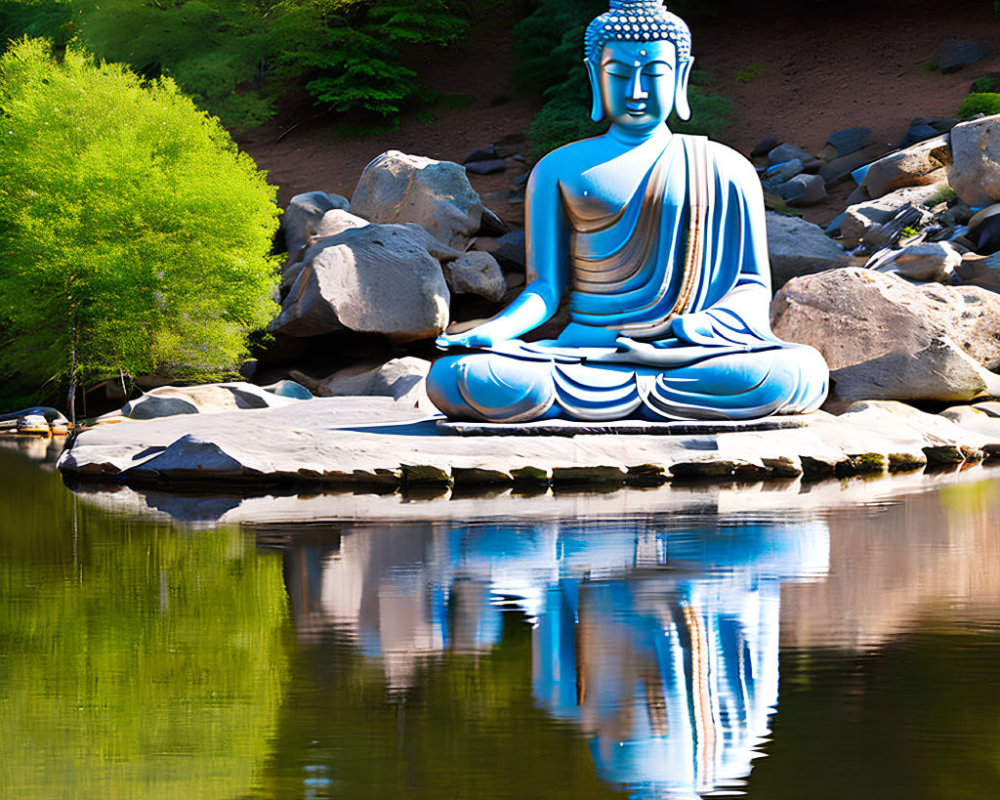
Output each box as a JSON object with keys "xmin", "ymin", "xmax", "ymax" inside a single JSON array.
[{"xmin": 2, "ymin": 440, "xmax": 1000, "ymax": 799}]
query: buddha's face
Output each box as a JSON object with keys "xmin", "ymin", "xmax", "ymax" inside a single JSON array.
[{"xmin": 589, "ymin": 39, "xmax": 692, "ymax": 133}]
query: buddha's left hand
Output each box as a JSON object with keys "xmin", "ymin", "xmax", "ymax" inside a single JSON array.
[{"xmin": 435, "ymin": 330, "xmax": 496, "ymax": 350}]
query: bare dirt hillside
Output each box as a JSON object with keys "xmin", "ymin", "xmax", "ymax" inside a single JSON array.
[{"xmin": 236, "ymin": 0, "xmax": 1000, "ymax": 228}]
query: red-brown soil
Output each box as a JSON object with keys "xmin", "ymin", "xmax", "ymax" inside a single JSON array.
[{"xmin": 235, "ymin": 1, "xmax": 1000, "ymax": 229}]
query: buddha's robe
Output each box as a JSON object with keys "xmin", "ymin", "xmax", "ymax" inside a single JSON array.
[{"xmin": 427, "ymin": 135, "xmax": 828, "ymax": 422}]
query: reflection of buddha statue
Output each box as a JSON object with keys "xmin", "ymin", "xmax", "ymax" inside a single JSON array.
[{"xmin": 427, "ymin": 1, "xmax": 828, "ymax": 422}]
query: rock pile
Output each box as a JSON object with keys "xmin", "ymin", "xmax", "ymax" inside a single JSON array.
[
  {"xmin": 269, "ymin": 150, "xmax": 519, "ymax": 405},
  {"xmin": 770, "ymin": 112, "xmax": 1000, "ymax": 410}
]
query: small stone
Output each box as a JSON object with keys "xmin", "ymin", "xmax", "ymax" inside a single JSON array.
[
  {"xmin": 819, "ymin": 145, "xmax": 885, "ymax": 185},
  {"xmin": 751, "ymin": 136, "xmax": 780, "ymax": 158},
  {"xmin": 761, "ymin": 158, "xmax": 804, "ymax": 193},
  {"xmin": 899, "ymin": 123, "xmax": 940, "ymax": 149},
  {"xmin": 464, "ymin": 159, "xmax": 506, "ymax": 175},
  {"xmin": 478, "ymin": 207, "xmax": 508, "ymax": 236},
  {"xmin": 443, "ymin": 251, "xmax": 506, "ymax": 301},
  {"xmin": 767, "ymin": 143, "xmax": 821, "ymax": 171},
  {"xmin": 463, "ymin": 145, "xmax": 501, "ymax": 163},
  {"xmin": 936, "ymin": 40, "xmax": 986, "ymax": 74},
  {"xmin": 841, "ymin": 187, "xmax": 945, "ymax": 244},
  {"xmin": 820, "ymin": 126, "xmax": 878, "ymax": 161},
  {"xmin": 494, "ymin": 230, "xmax": 527, "ymax": 271},
  {"xmin": 776, "ymin": 173, "xmax": 827, "ymax": 206}
]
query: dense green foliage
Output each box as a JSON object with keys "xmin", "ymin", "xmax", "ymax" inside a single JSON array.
[
  {"xmin": 959, "ymin": 91, "xmax": 1000, "ymax": 118},
  {"xmin": 0, "ymin": 38, "xmax": 280, "ymax": 406},
  {"xmin": 0, "ymin": 447, "xmax": 291, "ymax": 798},
  {"xmin": 0, "ymin": 0, "xmax": 474, "ymax": 130},
  {"xmin": 513, "ymin": 0, "xmax": 731, "ymax": 157}
]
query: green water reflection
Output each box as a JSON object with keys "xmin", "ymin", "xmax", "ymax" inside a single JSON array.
[
  {"xmin": 0, "ymin": 447, "xmax": 291, "ymax": 799},
  {"xmin": 3, "ymin": 443, "xmax": 1000, "ymax": 800}
]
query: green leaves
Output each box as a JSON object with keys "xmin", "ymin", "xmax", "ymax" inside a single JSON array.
[
  {"xmin": 0, "ymin": 38, "xmax": 280, "ymax": 404},
  {"xmin": 0, "ymin": 0, "xmax": 474, "ymax": 129}
]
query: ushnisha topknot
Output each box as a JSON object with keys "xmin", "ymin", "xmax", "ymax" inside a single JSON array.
[{"xmin": 583, "ymin": 0, "xmax": 691, "ymax": 64}]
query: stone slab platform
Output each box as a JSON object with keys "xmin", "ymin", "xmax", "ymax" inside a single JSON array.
[{"xmin": 56, "ymin": 396, "xmax": 1000, "ymax": 491}]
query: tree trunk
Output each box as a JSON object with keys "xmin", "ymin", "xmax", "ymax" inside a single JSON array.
[{"xmin": 67, "ymin": 328, "xmax": 77, "ymax": 426}]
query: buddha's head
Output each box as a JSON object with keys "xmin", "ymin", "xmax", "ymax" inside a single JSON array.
[{"xmin": 583, "ymin": 0, "xmax": 693, "ymax": 131}]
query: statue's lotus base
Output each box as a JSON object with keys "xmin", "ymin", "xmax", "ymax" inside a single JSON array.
[{"xmin": 437, "ymin": 417, "xmax": 806, "ymax": 437}]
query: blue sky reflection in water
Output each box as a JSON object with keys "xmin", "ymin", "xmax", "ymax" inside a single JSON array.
[{"xmin": 2, "ymin": 442, "xmax": 1000, "ymax": 799}]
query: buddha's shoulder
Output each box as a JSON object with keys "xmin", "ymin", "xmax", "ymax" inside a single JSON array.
[{"xmin": 686, "ymin": 136, "xmax": 758, "ymax": 179}]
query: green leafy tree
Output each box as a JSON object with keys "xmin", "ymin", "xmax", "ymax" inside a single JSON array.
[{"xmin": 0, "ymin": 38, "xmax": 280, "ymax": 414}]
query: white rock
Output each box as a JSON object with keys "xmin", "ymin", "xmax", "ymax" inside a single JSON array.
[
  {"xmin": 350, "ymin": 151, "xmax": 484, "ymax": 249},
  {"xmin": 317, "ymin": 356, "xmax": 433, "ymax": 411},
  {"xmin": 117, "ymin": 382, "xmax": 307, "ymax": 420},
  {"xmin": 948, "ymin": 114, "xmax": 1000, "ymax": 208}
]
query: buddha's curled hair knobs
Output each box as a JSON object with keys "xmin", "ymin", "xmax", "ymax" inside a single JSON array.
[{"xmin": 584, "ymin": 1, "xmax": 691, "ymax": 64}]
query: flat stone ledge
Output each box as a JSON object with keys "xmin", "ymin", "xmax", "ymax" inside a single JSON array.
[{"xmin": 55, "ymin": 396, "xmax": 1000, "ymax": 493}]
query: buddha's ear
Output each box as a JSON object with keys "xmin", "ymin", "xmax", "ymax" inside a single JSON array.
[
  {"xmin": 585, "ymin": 59, "xmax": 604, "ymax": 123},
  {"xmin": 674, "ymin": 56, "xmax": 694, "ymax": 121}
]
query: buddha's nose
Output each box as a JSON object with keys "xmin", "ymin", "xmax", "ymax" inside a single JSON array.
[{"xmin": 628, "ymin": 68, "xmax": 648, "ymax": 101}]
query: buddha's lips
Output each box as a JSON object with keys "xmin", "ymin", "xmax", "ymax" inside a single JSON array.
[{"xmin": 626, "ymin": 103, "xmax": 647, "ymax": 115}]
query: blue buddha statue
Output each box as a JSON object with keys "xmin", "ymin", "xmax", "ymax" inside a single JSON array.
[{"xmin": 427, "ymin": 0, "xmax": 828, "ymax": 422}]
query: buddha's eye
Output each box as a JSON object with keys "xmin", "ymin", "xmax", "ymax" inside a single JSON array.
[
  {"xmin": 602, "ymin": 61, "xmax": 633, "ymax": 78},
  {"xmin": 642, "ymin": 62, "xmax": 672, "ymax": 77}
]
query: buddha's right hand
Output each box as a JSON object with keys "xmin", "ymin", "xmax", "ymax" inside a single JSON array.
[{"xmin": 435, "ymin": 330, "xmax": 496, "ymax": 350}]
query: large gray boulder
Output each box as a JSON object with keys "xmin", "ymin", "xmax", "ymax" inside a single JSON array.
[
  {"xmin": 859, "ymin": 135, "xmax": 951, "ymax": 199},
  {"xmin": 765, "ymin": 212, "xmax": 849, "ymax": 288},
  {"xmin": 948, "ymin": 114, "xmax": 1000, "ymax": 208},
  {"xmin": 350, "ymin": 150, "xmax": 484, "ymax": 249},
  {"xmin": 271, "ymin": 223, "xmax": 453, "ymax": 342},
  {"xmin": 771, "ymin": 268, "xmax": 1000, "ymax": 407}
]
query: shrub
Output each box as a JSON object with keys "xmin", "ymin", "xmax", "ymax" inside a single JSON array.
[
  {"xmin": 0, "ymin": 0, "xmax": 474, "ymax": 131},
  {"xmin": 958, "ymin": 92, "xmax": 1000, "ymax": 118},
  {"xmin": 0, "ymin": 38, "xmax": 280, "ymax": 411}
]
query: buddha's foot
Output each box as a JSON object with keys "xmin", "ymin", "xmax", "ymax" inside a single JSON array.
[{"xmin": 426, "ymin": 345, "xmax": 828, "ymax": 423}]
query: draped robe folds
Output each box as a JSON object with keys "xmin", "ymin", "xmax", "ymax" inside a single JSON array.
[{"xmin": 428, "ymin": 134, "xmax": 829, "ymax": 423}]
